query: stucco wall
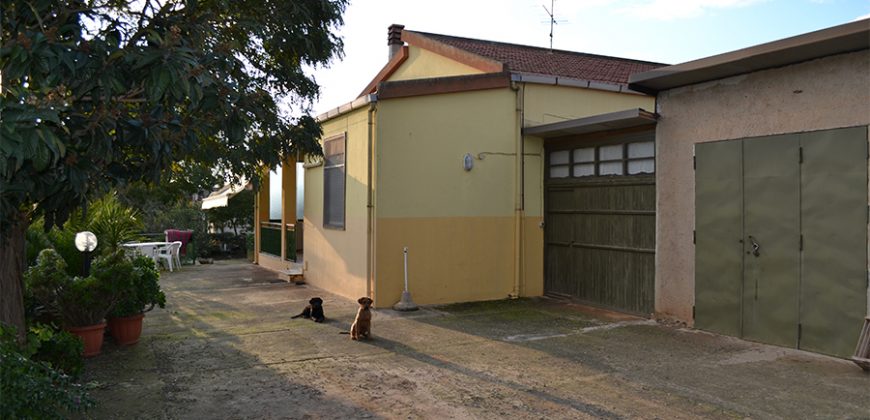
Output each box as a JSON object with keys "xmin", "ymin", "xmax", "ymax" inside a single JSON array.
[
  {"xmin": 387, "ymin": 46, "xmax": 483, "ymax": 82},
  {"xmin": 303, "ymin": 107, "xmax": 371, "ymax": 301},
  {"xmin": 655, "ymin": 50, "xmax": 870, "ymax": 322}
]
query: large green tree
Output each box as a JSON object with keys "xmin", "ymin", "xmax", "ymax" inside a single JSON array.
[{"xmin": 1, "ymin": 0, "xmax": 346, "ymax": 338}]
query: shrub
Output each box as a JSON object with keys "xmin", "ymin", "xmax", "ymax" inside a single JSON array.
[
  {"xmin": 0, "ymin": 326, "xmax": 93, "ymax": 418},
  {"xmin": 25, "ymin": 249, "xmax": 130, "ymax": 328},
  {"xmin": 28, "ymin": 325, "xmax": 85, "ymax": 378},
  {"xmin": 109, "ymin": 256, "xmax": 166, "ymax": 318}
]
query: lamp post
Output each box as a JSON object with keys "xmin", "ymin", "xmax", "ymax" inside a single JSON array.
[{"xmin": 74, "ymin": 231, "xmax": 98, "ymax": 275}]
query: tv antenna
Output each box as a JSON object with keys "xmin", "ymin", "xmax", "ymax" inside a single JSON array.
[{"xmin": 542, "ymin": 0, "xmax": 566, "ymax": 51}]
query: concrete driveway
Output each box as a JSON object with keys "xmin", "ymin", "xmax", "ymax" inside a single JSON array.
[{"xmin": 82, "ymin": 260, "xmax": 870, "ymax": 419}]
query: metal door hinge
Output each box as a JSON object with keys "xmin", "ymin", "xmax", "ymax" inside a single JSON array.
[
  {"xmin": 693, "ymin": 155, "xmax": 696, "ymax": 170},
  {"xmin": 799, "ymin": 235, "xmax": 803, "ymax": 251},
  {"xmin": 799, "ymin": 147, "xmax": 803, "ymax": 164},
  {"xmin": 692, "ymin": 305, "xmax": 696, "ymax": 319},
  {"xmin": 798, "ymin": 323, "xmax": 803, "ymax": 342},
  {"xmin": 693, "ymin": 230, "xmax": 696, "ymax": 244}
]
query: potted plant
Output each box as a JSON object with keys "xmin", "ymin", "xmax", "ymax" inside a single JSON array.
[
  {"xmin": 25, "ymin": 249, "xmax": 129, "ymax": 357},
  {"xmin": 107, "ymin": 256, "xmax": 165, "ymax": 345}
]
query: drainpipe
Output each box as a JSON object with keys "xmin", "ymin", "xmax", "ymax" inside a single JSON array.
[
  {"xmin": 510, "ymin": 81, "xmax": 525, "ymax": 298},
  {"xmin": 366, "ymin": 102, "xmax": 377, "ymax": 301}
]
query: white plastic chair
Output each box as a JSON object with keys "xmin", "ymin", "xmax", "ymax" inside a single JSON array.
[{"xmin": 155, "ymin": 241, "xmax": 183, "ymax": 272}]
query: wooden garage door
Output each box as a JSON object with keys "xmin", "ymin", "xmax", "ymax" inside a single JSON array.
[{"xmin": 545, "ymin": 130, "xmax": 656, "ymax": 315}]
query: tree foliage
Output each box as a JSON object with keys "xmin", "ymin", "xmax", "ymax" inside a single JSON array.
[
  {"xmin": 205, "ymin": 188, "xmax": 253, "ymax": 234},
  {"xmin": 1, "ymin": 0, "xmax": 346, "ymax": 233},
  {"xmin": 1, "ymin": 0, "xmax": 347, "ymax": 340}
]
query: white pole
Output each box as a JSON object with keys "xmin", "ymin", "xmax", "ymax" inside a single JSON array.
[
  {"xmin": 394, "ymin": 246, "xmax": 418, "ymax": 311},
  {"xmin": 403, "ymin": 246, "xmax": 409, "ymax": 292}
]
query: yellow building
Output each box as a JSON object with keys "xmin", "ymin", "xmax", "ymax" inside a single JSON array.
[{"xmin": 255, "ymin": 25, "xmax": 660, "ymax": 308}]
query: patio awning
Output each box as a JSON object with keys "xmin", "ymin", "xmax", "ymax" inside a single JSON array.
[
  {"xmin": 523, "ymin": 108, "xmax": 657, "ymax": 139},
  {"xmin": 201, "ymin": 180, "xmax": 251, "ymax": 210}
]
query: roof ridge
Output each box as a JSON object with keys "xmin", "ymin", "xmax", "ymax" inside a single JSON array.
[{"xmin": 407, "ymin": 29, "xmax": 668, "ymax": 67}]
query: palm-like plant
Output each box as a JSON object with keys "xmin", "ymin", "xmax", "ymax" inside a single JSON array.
[{"xmin": 88, "ymin": 193, "xmax": 143, "ymax": 254}]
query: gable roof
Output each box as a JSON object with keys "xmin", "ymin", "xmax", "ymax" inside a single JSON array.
[
  {"xmin": 403, "ymin": 30, "xmax": 667, "ymax": 87},
  {"xmin": 359, "ymin": 27, "xmax": 667, "ymax": 98}
]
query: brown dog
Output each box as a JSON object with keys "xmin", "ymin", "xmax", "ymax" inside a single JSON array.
[{"xmin": 349, "ymin": 297, "xmax": 373, "ymax": 340}]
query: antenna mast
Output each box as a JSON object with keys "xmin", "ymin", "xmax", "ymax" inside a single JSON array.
[{"xmin": 543, "ymin": 0, "xmax": 556, "ymax": 51}]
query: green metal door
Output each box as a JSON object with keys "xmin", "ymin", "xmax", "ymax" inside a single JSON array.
[
  {"xmin": 694, "ymin": 140, "xmax": 743, "ymax": 336},
  {"xmin": 695, "ymin": 126, "xmax": 868, "ymax": 357},
  {"xmin": 741, "ymin": 134, "xmax": 801, "ymax": 348},
  {"xmin": 799, "ymin": 126, "xmax": 868, "ymax": 357}
]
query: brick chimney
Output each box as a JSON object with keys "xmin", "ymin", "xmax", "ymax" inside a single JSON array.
[{"xmin": 388, "ymin": 24, "xmax": 405, "ymax": 60}]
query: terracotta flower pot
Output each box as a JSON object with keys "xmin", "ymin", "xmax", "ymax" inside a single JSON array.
[
  {"xmin": 67, "ymin": 322, "xmax": 107, "ymax": 357},
  {"xmin": 108, "ymin": 313, "xmax": 145, "ymax": 345}
]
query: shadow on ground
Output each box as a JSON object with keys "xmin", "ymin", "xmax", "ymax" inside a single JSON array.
[
  {"xmin": 82, "ymin": 260, "xmax": 376, "ymax": 419},
  {"xmin": 413, "ymin": 298, "xmax": 870, "ymax": 419},
  {"xmin": 81, "ymin": 260, "xmax": 870, "ymax": 419}
]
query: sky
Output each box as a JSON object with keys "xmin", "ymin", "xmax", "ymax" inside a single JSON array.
[{"xmin": 307, "ymin": 0, "xmax": 870, "ymax": 116}]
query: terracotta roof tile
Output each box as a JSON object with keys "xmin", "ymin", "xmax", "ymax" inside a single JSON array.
[{"xmin": 411, "ymin": 31, "xmax": 667, "ymax": 87}]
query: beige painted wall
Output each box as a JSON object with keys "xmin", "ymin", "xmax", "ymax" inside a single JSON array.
[
  {"xmin": 655, "ymin": 50, "xmax": 870, "ymax": 322},
  {"xmin": 303, "ymin": 107, "xmax": 371, "ymax": 301},
  {"xmin": 523, "ymin": 84, "xmax": 655, "ymax": 127},
  {"xmin": 374, "ymin": 88, "xmax": 521, "ymax": 305},
  {"xmin": 387, "ymin": 46, "xmax": 483, "ymax": 82}
]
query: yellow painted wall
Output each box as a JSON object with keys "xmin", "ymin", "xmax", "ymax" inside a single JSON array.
[
  {"xmin": 376, "ymin": 89, "xmax": 517, "ymax": 218},
  {"xmin": 521, "ymin": 134, "xmax": 545, "ymax": 297},
  {"xmin": 387, "ymin": 46, "xmax": 484, "ymax": 82},
  {"xmin": 303, "ymin": 78, "xmax": 656, "ymax": 307},
  {"xmin": 257, "ymin": 252, "xmax": 289, "ymax": 273},
  {"xmin": 303, "ymin": 107, "xmax": 371, "ymax": 301},
  {"xmin": 374, "ymin": 89, "xmax": 520, "ymax": 306},
  {"xmin": 523, "ymin": 84, "xmax": 656, "ymax": 127},
  {"xmin": 376, "ymin": 217, "xmax": 516, "ymax": 304}
]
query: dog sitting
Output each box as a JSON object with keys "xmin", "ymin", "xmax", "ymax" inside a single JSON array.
[
  {"xmin": 349, "ymin": 297, "xmax": 373, "ymax": 340},
  {"xmin": 291, "ymin": 297, "xmax": 325, "ymax": 322}
]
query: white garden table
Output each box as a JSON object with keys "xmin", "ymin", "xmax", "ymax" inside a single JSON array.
[{"xmin": 122, "ymin": 241, "xmax": 170, "ymax": 261}]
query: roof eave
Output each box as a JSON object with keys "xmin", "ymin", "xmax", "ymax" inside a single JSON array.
[
  {"xmin": 511, "ymin": 72, "xmax": 648, "ymax": 95},
  {"xmin": 629, "ymin": 19, "xmax": 870, "ymax": 94},
  {"xmin": 316, "ymin": 94, "xmax": 377, "ymax": 123},
  {"xmin": 358, "ymin": 46, "xmax": 410, "ymax": 97},
  {"xmin": 402, "ymin": 30, "xmax": 505, "ymax": 73},
  {"xmin": 523, "ymin": 108, "xmax": 658, "ymax": 138}
]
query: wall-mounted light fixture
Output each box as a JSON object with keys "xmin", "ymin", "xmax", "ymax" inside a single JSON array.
[{"xmin": 463, "ymin": 153, "xmax": 474, "ymax": 171}]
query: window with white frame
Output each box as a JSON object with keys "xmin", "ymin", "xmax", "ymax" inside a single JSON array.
[
  {"xmin": 323, "ymin": 133, "xmax": 346, "ymax": 229},
  {"xmin": 549, "ymin": 141, "xmax": 655, "ymax": 178}
]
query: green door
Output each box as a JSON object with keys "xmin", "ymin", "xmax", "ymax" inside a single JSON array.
[
  {"xmin": 799, "ymin": 127, "xmax": 868, "ymax": 357},
  {"xmin": 694, "ymin": 140, "xmax": 743, "ymax": 336},
  {"xmin": 741, "ymin": 135, "xmax": 801, "ymax": 349},
  {"xmin": 695, "ymin": 126, "xmax": 869, "ymax": 358}
]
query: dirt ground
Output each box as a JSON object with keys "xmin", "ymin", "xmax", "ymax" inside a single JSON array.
[{"xmin": 81, "ymin": 260, "xmax": 870, "ymax": 419}]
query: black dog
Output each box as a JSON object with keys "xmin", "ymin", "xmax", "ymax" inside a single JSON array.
[{"xmin": 291, "ymin": 297, "xmax": 325, "ymax": 322}]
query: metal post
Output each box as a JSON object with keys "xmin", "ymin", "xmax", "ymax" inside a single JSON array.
[
  {"xmin": 82, "ymin": 201, "xmax": 90, "ymax": 276},
  {"xmin": 403, "ymin": 247, "xmax": 409, "ymax": 291},
  {"xmin": 393, "ymin": 246, "xmax": 418, "ymax": 311}
]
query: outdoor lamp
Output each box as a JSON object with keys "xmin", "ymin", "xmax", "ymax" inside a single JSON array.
[
  {"xmin": 75, "ymin": 231, "xmax": 98, "ymax": 275},
  {"xmin": 463, "ymin": 153, "xmax": 474, "ymax": 171}
]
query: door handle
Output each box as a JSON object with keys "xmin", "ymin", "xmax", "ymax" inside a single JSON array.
[{"xmin": 748, "ymin": 235, "xmax": 760, "ymax": 257}]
